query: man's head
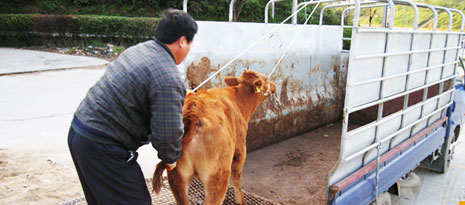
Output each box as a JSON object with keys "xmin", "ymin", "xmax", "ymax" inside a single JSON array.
[{"xmin": 155, "ymin": 9, "xmax": 198, "ymax": 65}]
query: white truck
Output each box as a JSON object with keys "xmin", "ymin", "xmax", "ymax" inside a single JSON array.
[{"xmin": 157, "ymin": 0, "xmax": 465, "ymax": 204}]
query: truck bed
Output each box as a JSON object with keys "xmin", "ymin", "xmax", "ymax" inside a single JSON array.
[{"xmin": 242, "ymin": 120, "xmax": 350, "ymax": 204}]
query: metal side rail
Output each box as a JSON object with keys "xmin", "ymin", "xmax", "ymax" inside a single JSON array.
[
  {"xmin": 62, "ymin": 177, "xmax": 278, "ymax": 205},
  {"xmin": 329, "ymin": 117, "xmax": 448, "ymax": 205}
]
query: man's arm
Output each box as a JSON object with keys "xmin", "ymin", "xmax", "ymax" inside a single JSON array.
[{"xmin": 150, "ymin": 80, "xmax": 186, "ymax": 164}]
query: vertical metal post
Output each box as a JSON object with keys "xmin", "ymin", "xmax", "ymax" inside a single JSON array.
[
  {"xmin": 379, "ymin": 0, "xmax": 396, "ymax": 28},
  {"xmin": 417, "ymin": 7, "xmax": 441, "ymax": 122},
  {"xmin": 401, "ymin": 32, "xmax": 415, "ymax": 130},
  {"xmin": 450, "ymin": 9, "xmax": 465, "ymax": 32},
  {"xmin": 352, "ymin": 0, "xmax": 361, "ymax": 28},
  {"xmin": 374, "ymin": 31, "xmax": 388, "ymax": 204},
  {"xmin": 450, "ymin": 9, "xmax": 465, "ymax": 61},
  {"xmin": 265, "ymin": 0, "xmax": 273, "ymax": 24},
  {"xmin": 183, "ymin": 0, "xmax": 188, "ymax": 12},
  {"xmin": 229, "ymin": 0, "xmax": 237, "ymax": 22},
  {"xmin": 436, "ymin": 33, "xmax": 449, "ymax": 114},
  {"xmin": 326, "ymin": 0, "xmax": 361, "ymax": 201},
  {"xmin": 416, "ymin": 3, "xmax": 438, "ymax": 31},
  {"xmin": 272, "ymin": 1, "xmax": 276, "ymax": 19},
  {"xmin": 401, "ymin": 1, "xmax": 419, "ymax": 131},
  {"xmin": 265, "ymin": 0, "xmax": 286, "ymax": 24},
  {"xmin": 375, "ymin": 1, "xmax": 394, "ymax": 203},
  {"xmin": 337, "ymin": 0, "xmax": 361, "ymax": 187},
  {"xmin": 387, "ymin": 0, "xmax": 395, "ymax": 29},
  {"xmin": 292, "ymin": 0, "xmax": 298, "ymax": 24},
  {"xmin": 415, "ymin": 5, "xmax": 437, "ymax": 134},
  {"xmin": 433, "ymin": 7, "xmax": 453, "ymax": 122},
  {"xmin": 375, "ymin": 141, "xmax": 382, "ymax": 205},
  {"xmin": 451, "ymin": 9, "xmax": 465, "ymax": 91},
  {"xmin": 382, "ymin": 6, "xmax": 388, "ymax": 28}
]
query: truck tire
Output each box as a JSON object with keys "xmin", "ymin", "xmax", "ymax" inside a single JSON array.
[
  {"xmin": 396, "ymin": 172, "xmax": 421, "ymax": 197},
  {"xmin": 369, "ymin": 192, "xmax": 391, "ymax": 205},
  {"xmin": 420, "ymin": 131, "xmax": 455, "ymax": 173}
]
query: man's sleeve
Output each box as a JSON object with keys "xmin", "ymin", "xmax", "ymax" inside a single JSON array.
[{"xmin": 150, "ymin": 79, "xmax": 186, "ymax": 164}]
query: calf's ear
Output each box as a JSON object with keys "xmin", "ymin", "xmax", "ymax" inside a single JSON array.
[
  {"xmin": 253, "ymin": 79, "xmax": 263, "ymax": 93},
  {"xmin": 270, "ymin": 82, "xmax": 277, "ymax": 93},
  {"xmin": 225, "ymin": 77, "xmax": 239, "ymax": 86}
]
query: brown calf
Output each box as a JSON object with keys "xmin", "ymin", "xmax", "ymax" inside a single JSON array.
[{"xmin": 152, "ymin": 70, "xmax": 276, "ymax": 204}]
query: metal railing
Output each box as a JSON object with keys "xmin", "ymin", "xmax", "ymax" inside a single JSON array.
[
  {"xmin": 265, "ymin": 0, "xmax": 289, "ymax": 23},
  {"xmin": 322, "ymin": 1, "xmax": 465, "ymax": 204}
]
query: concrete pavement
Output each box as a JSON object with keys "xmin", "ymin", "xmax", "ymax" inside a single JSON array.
[
  {"xmin": 0, "ymin": 48, "xmax": 158, "ymax": 177},
  {"xmin": 393, "ymin": 130, "xmax": 465, "ymax": 204},
  {"xmin": 0, "ymin": 48, "xmax": 108, "ymax": 75}
]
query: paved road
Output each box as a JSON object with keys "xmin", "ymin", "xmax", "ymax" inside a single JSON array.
[
  {"xmin": 0, "ymin": 47, "xmax": 108, "ymax": 75},
  {"xmin": 0, "ymin": 48, "xmax": 158, "ymax": 177}
]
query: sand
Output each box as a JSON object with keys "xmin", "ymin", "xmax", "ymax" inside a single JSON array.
[{"xmin": 0, "ymin": 149, "xmax": 82, "ymax": 204}]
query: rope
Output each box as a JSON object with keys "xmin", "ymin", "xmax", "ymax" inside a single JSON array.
[
  {"xmin": 192, "ymin": 2, "xmax": 319, "ymax": 92},
  {"xmin": 268, "ymin": 1, "xmax": 321, "ymax": 78}
]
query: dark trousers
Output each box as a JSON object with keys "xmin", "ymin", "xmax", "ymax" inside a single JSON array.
[{"xmin": 68, "ymin": 127, "xmax": 151, "ymax": 205}]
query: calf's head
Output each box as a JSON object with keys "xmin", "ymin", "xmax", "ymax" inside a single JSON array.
[{"xmin": 224, "ymin": 70, "xmax": 276, "ymax": 98}]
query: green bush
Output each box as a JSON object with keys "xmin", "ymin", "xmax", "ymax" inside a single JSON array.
[
  {"xmin": 0, "ymin": 14, "xmax": 32, "ymax": 32},
  {"xmin": 0, "ymin": 14, "xmax": 159, "ymax": 47},
  {"xmin": 74, "ymin": 15, "xmax": 158, "ymax": 38}
]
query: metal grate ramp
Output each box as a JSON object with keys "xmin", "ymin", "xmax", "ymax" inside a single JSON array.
[{"xmin": 62, "ymin": 177, "xmax": 277, "ymax": 205}]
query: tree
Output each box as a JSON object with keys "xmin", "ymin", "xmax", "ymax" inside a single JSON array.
[
  {"xmin": 368, "ymin": 8, "xmax": 377, "ymax": 27},
  {"xmin": 233, "ymin": 0, "xmax": 247, "ymax": 22}
]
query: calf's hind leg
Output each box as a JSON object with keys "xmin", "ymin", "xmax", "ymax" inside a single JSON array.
[
  {"xmin": 167, "ymin": 168, "xmax": 192, "ymax": 205},
  {"xmin": 203, "ymin": 169, "xmax": 231, "ymax": 205},
  {"xmin": 231, "ymin": 152, "xmax": 246, "ymax": 204}
]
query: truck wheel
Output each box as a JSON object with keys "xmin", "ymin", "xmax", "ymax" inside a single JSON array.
[
  {"xmin": 420, "ymin": 131, "xmax": 455, "ymax": 173},
  {"xmin": 369, "ymin": 192, "xmax": 391, "ymax": 205},
  {"xmin": 396, "ymin": 172, "xmax": 421, "ymax": 197}
]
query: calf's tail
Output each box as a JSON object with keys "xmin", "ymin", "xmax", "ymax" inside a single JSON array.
[{"xmin": 152, "ymin": 162, "xmax": 166, "ymax": 194}]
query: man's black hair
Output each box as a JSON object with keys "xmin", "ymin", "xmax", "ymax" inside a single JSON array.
[{"xmin": 155, "ymin": 9, "xmax": 198, "ymax": 44}]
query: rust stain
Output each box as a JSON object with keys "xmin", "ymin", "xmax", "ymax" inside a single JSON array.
[
  {"xmin": 280, "ymin": 78, "xmax": 290, "ymax": 105},
  {"xmin": 186, "ymin": 55, "xmax": 346, "ymax": 152},
  {"xmin": 311, "ymin": 64, "xmax": 322, "ymax": 73},
  {"xmin": 289, "ymin": 80, "xmax": 303, "ymax": 96},
  {"xmin": 329, "ymin": 56, "xmax": 345, "ymax": 101},
  {"xmin": 247, "ymin": 96, "xmax": 343, "ymax": 152},
  {"xmin": 233, "ymin": 59, "xmax": 266, "ymax": 69},
  {"xmin": 186, "ymin": 57, "xmax": 217, "ymax": 90},
  {"xmin": 247, "ymin": 57, "xmax": 346, "ymax": 152}
]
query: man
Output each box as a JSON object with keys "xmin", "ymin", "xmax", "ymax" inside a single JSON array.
[{"xmin": 68, "ymin": 9, "xmax": 197, "ymax": 204}]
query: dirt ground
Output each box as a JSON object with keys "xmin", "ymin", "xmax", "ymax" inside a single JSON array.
[
  {"xmin": 0, "ymin": 149, "xmax": 83, "ymax": 204},
  {"xmin": 0, "ymin": 121, "xmax": 343, "ymax": 205},
  {"xmin": 242, "ymin": 120, "xmax": 343, "ymax": 205},
  {"xmin": 24, "ymin": 46, "xmax": 119, "ymax": 62}
]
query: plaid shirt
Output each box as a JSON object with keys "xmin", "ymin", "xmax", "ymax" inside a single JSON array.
[{"xmin": 72, "ymin": 39, "xmax": 186, "ymax": 164}]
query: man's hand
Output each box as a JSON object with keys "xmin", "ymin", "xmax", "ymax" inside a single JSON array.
[{"xmin": 166, "ymin": 162, "xmax": 177, "ymax": 171}]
